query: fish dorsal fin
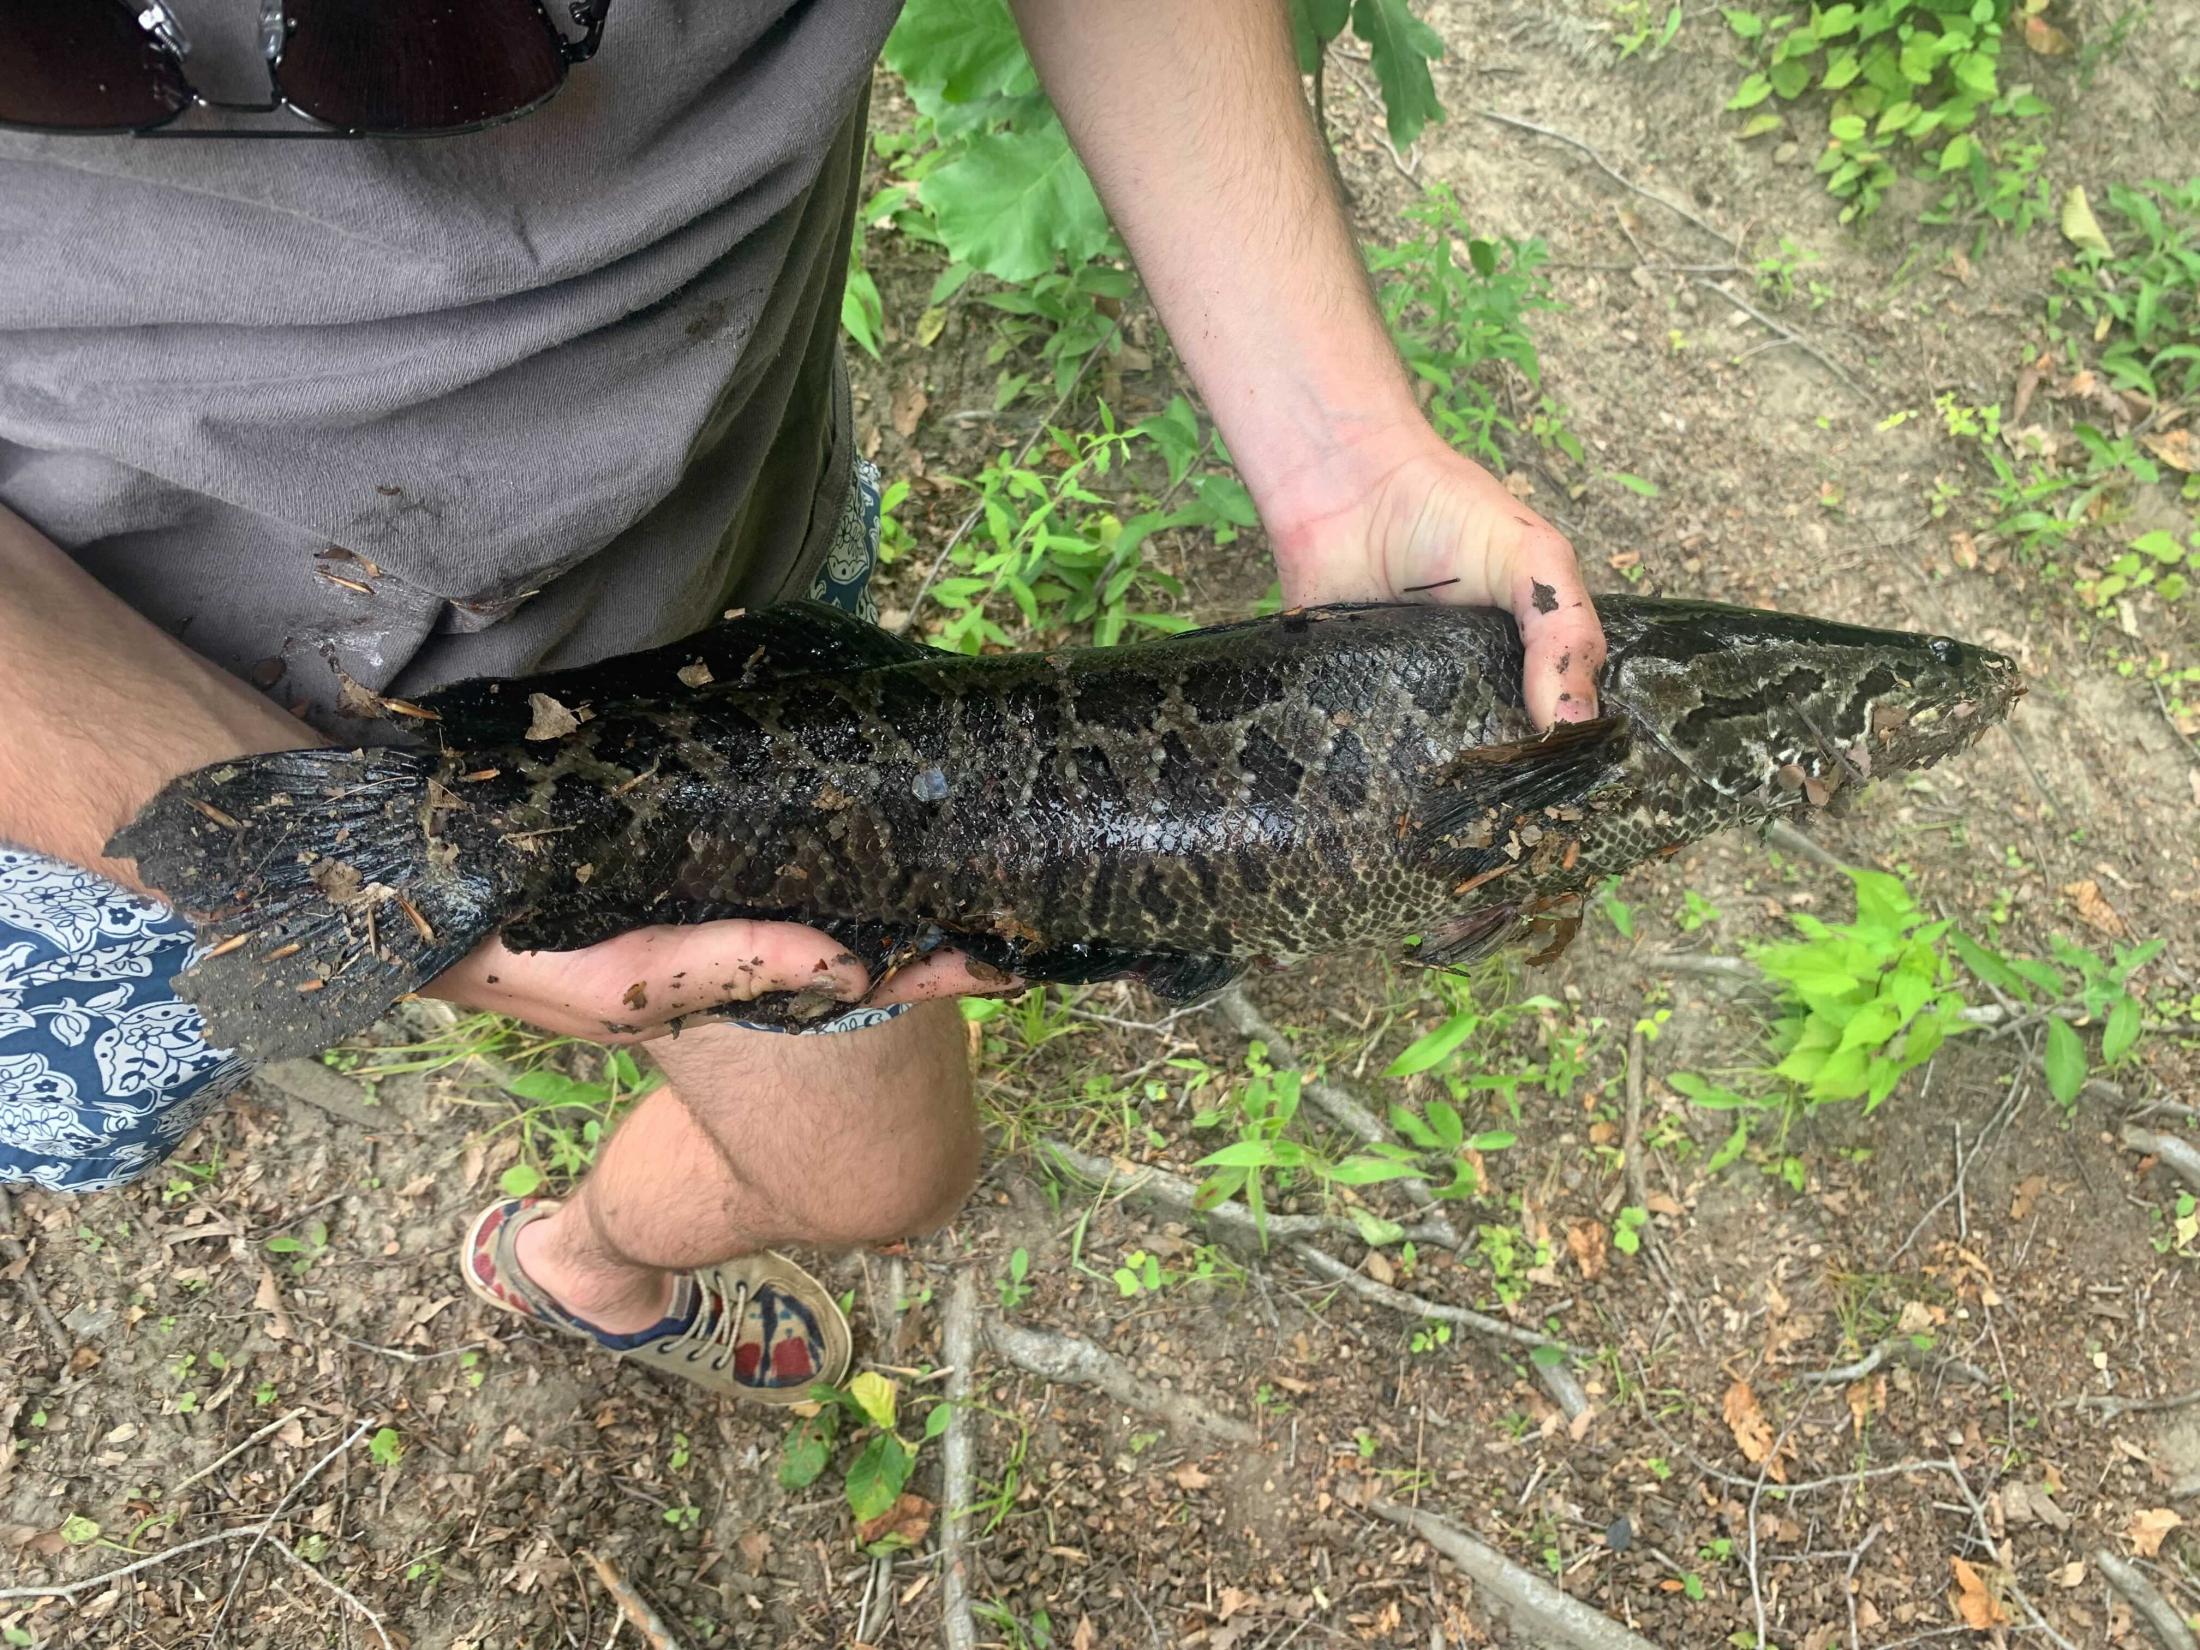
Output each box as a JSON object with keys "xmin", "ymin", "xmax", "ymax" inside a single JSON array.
[{"xmin": 404, "ymin": 601, "xmax": 932, "ymax": 750}]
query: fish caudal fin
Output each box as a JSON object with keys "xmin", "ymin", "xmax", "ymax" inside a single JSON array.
[{"xmin": 107, "ymin": 748, "xmax": 505, "ymax": 1062}]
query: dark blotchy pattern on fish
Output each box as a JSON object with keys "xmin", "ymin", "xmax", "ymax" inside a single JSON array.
[{"xmin": 110, "ymin": 598, "xmax": 2022, "ymax": 1061}]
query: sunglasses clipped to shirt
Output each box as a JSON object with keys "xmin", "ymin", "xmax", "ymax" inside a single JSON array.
[{"xmin": 0, "ymin": 0, "xmax": 611, "ymax": 138}]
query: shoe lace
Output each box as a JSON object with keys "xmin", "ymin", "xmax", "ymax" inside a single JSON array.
[{"xmin": 656, "ymin": 1271, "xmax": 753, "ymax": 1374}]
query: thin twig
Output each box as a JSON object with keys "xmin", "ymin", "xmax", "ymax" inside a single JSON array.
[
  {"xmin": 939, "ymin": 1271, "xmax": 980, "ymax": 1650},
  {"xmin": 2096, "ymin": 1549, "xmax": 2200, "ymax": 1650},
  {"xmin": 2068, "ymin": 1385, "xmax": 2200, "ymax": 1422},
  {"xmin": 203, "ymin": 1418, "xmax": 373, "ymax": 1645},
  {"xmin": 585, "ymin": 1552, "xmax": 689, "ymax": 1650},
  {"xmin": 164, "ymin": 1407, "xmax": 311, "ymax": 1498},
  {"xmin": 1369, "ymin": 1499, "xmax": 1659, "ymax": 1650},
  {"xmin": 0, "ymin": 1528, "xmax": 260, "ymax": 1601},
  {"xmin": 899, "ymin": 324, "xmax": 1121, "ymax": 632},
  {"xmin": 1693, "ymin": 279, "xmax": 1875, "ymax": 401},
  {"xmin": 0, "ymin": 1190, "xmax": 70, "ymax": 1366},
  {"xmin": 340, "ymin": 1337, "xmax": 492, "ymax": 1364},
  {"xmin": 0, "ymin": 1523, "xmax": 392, "ymax": 1647},
  {"xmin": 1765, "ymin": 819, "xmax": 1847, "ymax": 869},
  {"xmin": 1288, "ymin": 1241, "xmax": 1581, "ymax": 1357},
  {"xmin": 1845, "ymin": 1522, "xmax": 1885, "ymax": 1650},
  {"xmin": 1892, "ymin": 1063, "xmax": 2031, "ymax": 1263},
  {"xmin": 1039, "ymin": 1139, "xmax": 1456, "ymax": 1250},
  {"xmin": 1477, "ymin": 109, "xmax": 1735, "ymax": 253},
  {"xmin": 1800, "ymin": 1338, "xmax": 1990, "ymax": 1388}
]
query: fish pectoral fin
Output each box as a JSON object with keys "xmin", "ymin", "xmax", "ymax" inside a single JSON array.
[
  {"xmin": 1411, "ymin": 906, "xmax": 1522, "ymax": 968},
  {"xmin": 1414, "ymin": 714, "xmax": 1631, "ymax": 867},
  {"xmin": 409, "ymin": 601, "xmax": 932, "ymax": 749}
]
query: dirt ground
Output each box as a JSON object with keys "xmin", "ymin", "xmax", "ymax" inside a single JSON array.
[{"xmin": 6, "ymin": 4, "xmax": 2199, "ymax": 1647}]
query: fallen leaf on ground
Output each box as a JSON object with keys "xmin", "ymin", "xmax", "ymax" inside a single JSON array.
[
  {"xmin": 2061, "ymin": 187, "xmax": 2113, "ymax": 258},
  {"xmin": 2062, "ymin": 878, "xmax": 2128, "ymax": 937},
  {"xmin": 2021, "ymin": 13, "xmax": 2073, "ymax": 52},
  {"xmin": 2129, "ymin": 1507, "xmax": 2184, "ymax": 1557},
  {"xmin": 2002, "ymin": 1481, "xmax": 2073, "ymax": 1532},
  {"xmin": 1723, "ymin": 1381, "xmax": 1783, "ymax": 1479},
  {"xmin": 1364, "ymin": 1249, "xmax": 1395, "ymax": 1287},
  {"xmin": 1173, "ymin": 1462, "xmax": 1213, "ymax": 1492},
  {"xmin": 1951, "ymin": 1557, "xmax": 2008, "ymax": 1628},
  {"xmin": 2142, "ymin": 428, "xmax": 2195, "ymax": 471},
  {"xmin": 524, "ymin": 692, "xmax": 580, "ymax": 741},
  {"xmin": 1566, "ymin": 1219, "xmax": 1609, "ymax": 1280},
  {"xmin": 854, "ymin": 1492, "xmax": 933, "ymax": 1548}
]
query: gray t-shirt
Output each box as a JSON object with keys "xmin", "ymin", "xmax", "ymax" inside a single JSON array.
[{"xmin": 0, "ymin": 0, "xmax": 899, "ymax": 734}]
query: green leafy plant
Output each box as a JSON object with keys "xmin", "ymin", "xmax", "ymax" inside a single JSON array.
[
  {"xmin": 1951, "ymin": 931, "xmax": 2161, "ymax": 1106},
  {"xmin": 998, "ymin": 1247, "xmax": 1033, "ymax": 1310},
  {"xmin": 264, "ymin": 1220, "xmax": 329, "ymax": 1278},
  {"xmin": 1752, "ymin": 867, "xmax": 1969, "ymax": 1109},
  {"xmin": 1367, "ymin": 188, "xmax": 1572, "ymax": 468},
  {"xmin": 2048, "ymin": 178, "xmax": 2200, "ymax": 401},
  {"xmin": 1290, "ymin": 0, "xmax": 1446, "ymax": 146},
  {"xmin": 1723, "ymin": 1, "xmax": 2050, "ymax": 222},
  {"xmin": 777, "ymin": 1373, "xmax": 952, "ymax": 1549}
]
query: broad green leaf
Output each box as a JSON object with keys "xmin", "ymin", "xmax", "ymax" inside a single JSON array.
[
  {"xmin": 1707, "ymin": 1117, "xmax": 1751, "ymax": 1172},
  {"xmin": 1325, "ymin": 1156, "xmax": 1423, "ymax": 1186},
  {"xmin": 59, "ymin": 1515, "xmax": 100, "ymax": 1546},
  {"xmin": 1351, "ymin": 0, "xmax": 1446, "ymax": 146},
  {"xmin": 921, "ymin": 121, "xmax": 1113, "ymax": 283},
  {"xmin": 1426, "ymin": 1099, "xmax": 1465, "ymax": 1150},
  {"xmin": 499, "ymin": 1163, "xmax": 543, "ymax": 1199},
  {"xmin": 844, "ymin": 1434, "xmax": 915, "ymax": 1523},
  {"xmin": 1349, "ymin": 1208, "xmax": 1408, "ymax": 1246},
  {"xmin": 883, "ymin": 0, "xmax": 1030, "ymax": 107},
  {"xmin": 841, "ymin": 262, "xmax": 883, "ymax": 359},
  {"xmin": 848, "ymin": 1371, "xmax": 898, "ymax": 1431},
  {"xmin": 1769, "ymin": 58, "xmax": 1814, "ymax": 98},
  {"xmin": 923, "ymin": 1402, "xmax": 956, "ymax": 1441},
  {"xmin": 1723, "ymin": 8, "xmax": 1765, "ymax": 39},
  {"xmin": 1385, "ymin": 1014, "xmax": 1478, "ymax": 1077},
  {"xmin": 1724, "ymin": 72, "xmax": 1777, "ymax": 107},
  {"xmin": 1290, "ymin": 0, "xmax": 1354, "ymax": 70},
  {"xmin": 1937, "ymin": 133, "xmax": 1974, "ymax": 171},
  {"xmin": 2103, "ymin": 996, "xmax": 2140, "ymax": 1065},
  {"xmin": 779, "ymin": 1410, "xmax": 837, "ymax": 1490},
  {"xmin": 1951, "ymin": 931, "xmax": 2034, "ymax": 1004},
  {"xmin": 2133, "ymin": 530, "xmax": 2187, "ymax": 563},
  {"xmin": 506, "ymin": 1070, "xmax": 606, "ymax": 1107},
  {"xmin": 2060, "ymin": 186, "xmax": 2114, "ymax": 258},
  {"xmin": 2042, "ymin": 1017, "xmax": 2087, "ymax": 1106}
]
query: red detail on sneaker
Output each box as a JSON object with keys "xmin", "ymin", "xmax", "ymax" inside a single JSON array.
[
  {"xmin": 734, "ymin": 1340, "xmax": 762, "ymax": 1379},
  {"xmin": 771, "ymin": 1336, "xmax": 816, "ymax": 1382}
]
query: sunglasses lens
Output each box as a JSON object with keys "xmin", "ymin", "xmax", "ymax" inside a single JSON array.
[
  {"xmin": 277, "ymin": 0, "xmax": 565, "ymax": 134},
  {"xmin": 0, "ymin": 0, "xmax": 191, "ymax": 131}
]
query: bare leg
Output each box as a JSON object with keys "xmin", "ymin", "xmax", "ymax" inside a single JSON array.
[{"xmin": 515, "ymin": 1001, "xmax": 978, "ymax": 1333}]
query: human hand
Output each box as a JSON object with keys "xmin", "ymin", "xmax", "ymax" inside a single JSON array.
[
  {"xmin": 1265, "ymin": 427, "xmax": 1606, "ymax": 730},
  {"xmin": 425, "ymin": 921, "xmax": 1013, "ymax": 1043}
]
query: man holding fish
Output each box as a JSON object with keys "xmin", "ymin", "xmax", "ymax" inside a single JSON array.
[{"xmin": 0, "ymin": 0, "xmax": 1601, "ymax": 1397}]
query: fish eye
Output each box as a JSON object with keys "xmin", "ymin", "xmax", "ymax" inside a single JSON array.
[{"xmin": 1927, "ymin": 636, "xmax": 1960, "ymax": 665}]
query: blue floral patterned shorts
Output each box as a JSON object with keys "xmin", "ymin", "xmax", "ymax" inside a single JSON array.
[{"xmin": 0, "ymin": 460, "xmax": 903, "ymax": 1194}]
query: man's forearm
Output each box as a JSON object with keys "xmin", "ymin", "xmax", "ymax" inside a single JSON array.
[
  {"xmin": 0, "ymin": 505, "xmax": 313, "ymax": 889},
  {"xmin": 1006, "ymin": 0, "xmax": 1424, "ymax": 568}
]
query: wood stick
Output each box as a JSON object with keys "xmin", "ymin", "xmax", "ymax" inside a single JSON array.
[
  {"xmin": 985, "ymin": 1318, "xmax": 1255, "ymax": 1445},
  {"xmin": 585, "ymin": 1551, "xmax": 689, "ymax": 1650},
  {"xmin": 1370, "ymin": 1499, "xmax": 1659, "ymax": 1650},
  {"xmin": 938, "ymin": 1271, "xmax": 980, "ymax": 1650}
]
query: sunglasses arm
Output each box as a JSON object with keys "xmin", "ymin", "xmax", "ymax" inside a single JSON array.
[{"xmin": 564, "ymin": 0, "xmax": 613, "ymax": 64}]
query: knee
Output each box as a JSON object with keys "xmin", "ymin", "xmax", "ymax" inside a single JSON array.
[{"xmin": 676, "ymin": 1007, "xmax": 983, "ymax": 1250}]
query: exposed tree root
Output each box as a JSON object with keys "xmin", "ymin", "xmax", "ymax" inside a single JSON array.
[
  {"xmin": 586, "ymin": 1551, "xmax": 689, "ymax": 1650},
  {"xmin": 2095, "ymin": 1548, "xmax": 2199, "ymax": 1650},
  {"xmin": 1288, "ymin": 1240, "xmax": 1581, "ymax": 1358},
  {"xmin": 984, "ymin": 1318, "xmax": 1256, "ymax": 1446},
  {"xmin": 939, "ymin": 1272, "xmax": 980, "ymax": 1650},
  {"xmin": 1370, "ymin": 1498, "xmax": 1659, "ymax": 1650}
]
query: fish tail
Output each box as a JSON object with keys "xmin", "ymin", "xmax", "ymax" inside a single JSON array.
[{"xmin": 107, "ymin": 747, "xmax": 506, "ymax": 1061}]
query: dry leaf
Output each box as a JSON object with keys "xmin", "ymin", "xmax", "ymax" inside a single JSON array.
[
  {"xmin": 254, "ymin": 1265, "xmax": 295, "ymax": 1343},
  {"xmin": 1723, "ymin": 1381, "xmax": 1783, "ymax": 1479},
  {"xmin": 1364, "ymin": 1249, "xmax": 1396, "ymax": 1287},
  {"xmin": 2003, "ymin": 1482, "xmax": 2073, "ymax": 1532},
  {"xmin": 1566, "ymin": 1220, "xmax": 1610, "ymax": 1280},
  {"xmin": 2062, "ymin": 187, "xmax": 2114, "ymax": 258},
  {"xmin": 854, "ymin": 1492, "xmax": 933, "ymax": 1549},
  {"xmin": 1072, "ymin": 1618, "xmax": 1098, "ymax": 1650},
  {"xmin": 1172, "ymin": 1462, "xmax": 1213, "ymax": 1492},
  {"xmin": 2141, "ymin": 428, "xmax": 2194, "ymax": 471},
  {"xmin": 1949, "ymin": 529, "xmax": 1979, "ymax": 570},
  {"xmin": 2129, "ymin": 1507, "xmax": 2184, "ymax": 1558},
  {"xmin": 2061, "ymin": 878, "xmax": 2128, "ymax": 938},
  {"xmin": 1950, "ymin": 1557, "xmax": 2008, "ymax": 1628},
  {"xmin": 890, "ymin": 384, "xmax": 929, "ymax": 438},
  {"xmin": 2010, "ymin": 1173, "xmax": 2047, "ymax": 1222},
  {"xmin": 524, "ymin": 692, "xmax": 581, "ymax": 741},
  {"xmin": 2021, "ymin": 13, "xmax": 2073, "ymax": 53}
]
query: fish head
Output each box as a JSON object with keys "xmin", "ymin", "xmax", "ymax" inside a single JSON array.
[{"xmin": 1596, "ymin": 599, "xmax": 2024, "ymax": 805}]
